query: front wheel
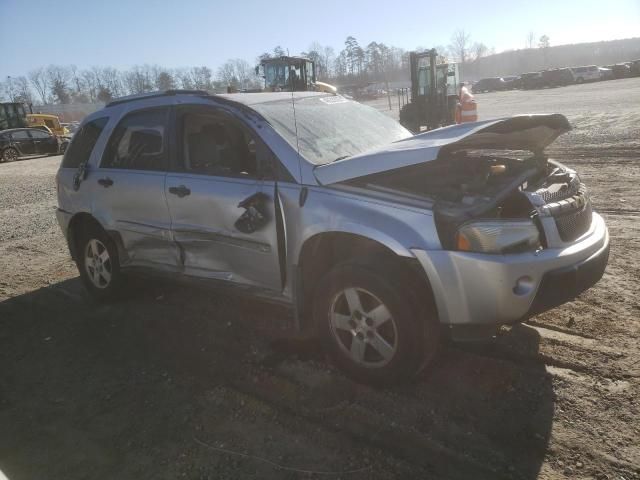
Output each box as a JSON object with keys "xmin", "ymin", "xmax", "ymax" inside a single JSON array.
[
  {"xmin": 313, "ymin": 262, "xmax": 439, "ymax": 385},
  {"xmin": 76, "ymin": 224, "xmax": 122, "ymax": 301}
]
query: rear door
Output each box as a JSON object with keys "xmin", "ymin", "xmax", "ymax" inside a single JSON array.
[
  {"xmin": 10, "ymin": 130, "xmax": 35, "ymax": 156},
  {"xmin": 89, "ymin": 107, "xmax": 179, "ymax": 269},
  {"xmin": 29, "ymin": 128, "xmax": 58, "ymax": 154},
  {"xmin": 165, "ymin": 105, "xmax": 282, "ymax": 290}
]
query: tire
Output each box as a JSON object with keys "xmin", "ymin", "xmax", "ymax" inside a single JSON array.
[
  {"xmin": 399, "ymin": 103, "xmax": 420, "ymax": 133},
  {"xmin": 75, "ymin": 223, "xmax": 122, "ymax": 302},
  {"xmin": 60, "ymin": 142, "xmax": 68, "ymax": 154},
  {"xmin": 2, "ymin": 147, "xmax": 19, "ymax": 163},
  {"xmin": 313, "ymin": 261, "xmax": 439, "ymax": 385},
  {"xmin": 576, "ymin": 77, "xmax": 584, "ymax": 84}
]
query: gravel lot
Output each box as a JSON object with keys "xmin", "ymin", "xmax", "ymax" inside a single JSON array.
[{"xmin": 1, "ymin": 78, "xmax": 639, "ymax": 480}]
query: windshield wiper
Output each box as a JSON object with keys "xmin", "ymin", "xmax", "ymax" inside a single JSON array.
[{"xmin": 332, "ymin": 155, "xmax": 350, "ymax": 163}]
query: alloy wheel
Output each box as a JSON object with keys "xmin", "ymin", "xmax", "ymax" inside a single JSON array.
[
  {"xmin": 3, "ymin": 148, "xmax": 18, "ymax": 162},
  {"xmin": 329, "ymin": 287, "xmax": 398, "ymax": 368},
  {"xmin": 84, "ymin": 239, "xmax": 112, "ymax": 289}
]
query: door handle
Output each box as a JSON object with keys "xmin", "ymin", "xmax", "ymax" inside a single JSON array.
[
  {"xmin": 97, "ymin": 177, "xmax": 114, "ymax": 187},
  {"xmin": 168, "ymin": 185, "xmax": 191, "ymax": 198}
]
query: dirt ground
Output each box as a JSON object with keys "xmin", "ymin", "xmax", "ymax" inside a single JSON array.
[{"xmin": 1, "ymin": 78, "xmax": 639, "ymax": 480}]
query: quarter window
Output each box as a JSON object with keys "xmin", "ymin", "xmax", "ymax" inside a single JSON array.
[
  {"xmin": 101, "ymin": 109, "xmax": 168, "ymax": 171},
  {"xmin": 61, "ymin": 117, "xmax": 108, "ymax": 168}
]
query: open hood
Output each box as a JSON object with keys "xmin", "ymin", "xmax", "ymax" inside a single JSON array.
[{"xmin": 313, "ymin": 114, "xmax": 571, "ymax": 185}]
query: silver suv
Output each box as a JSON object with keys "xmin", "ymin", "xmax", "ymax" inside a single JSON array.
[{"xmin": 56, "ymin": 90, "xmax": 609, "ymax": 384}]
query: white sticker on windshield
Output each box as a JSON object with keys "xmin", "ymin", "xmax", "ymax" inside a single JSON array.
[{"xmin": 319, "ymin": 96, "xmax": 349, "ymax": 105}]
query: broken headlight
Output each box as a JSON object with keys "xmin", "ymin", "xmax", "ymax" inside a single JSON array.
[{"xmin": 455, "ymin": 220, "xmax": 541, "ymax": 254}]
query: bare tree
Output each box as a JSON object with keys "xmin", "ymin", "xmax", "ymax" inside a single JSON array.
[
  {"xmin": 449, "ymin": 29, "xmax": 471, "ymax": 64},
  {"xmin": 46, "ymin": 65, "xmax": 72, "ymax": 103},
  {"xmin": 3, "ymin": 76, "xmax": 17, "ymax": 102},
  {"xmin": 471, "ymin": 42, "xmax": 488, "ymax": 61},
  {"xmin": 13, "ymin": 76, "xmax": 33, "ymax": 104},
  {"xmin": 123, "ymin": 65, "xmax": 153, "ymax": 95},
  {"xmin": 174, "ymin": 68, "xmax": 194, "ymax": 90},
  {"xmin": 100, "ymin": 67, "xmax": 124, "ymax": 98},
  {"xmin": 217, "ymin": 59, "xmax": 256, "ymax": 89},
  {"xmin": 217, "ymin": 60, "xmax": 239, "ymax": 88},
  {"xmin": 526, "ymin": 31, "xmax": 536, "ymax": 49},
  {"xmin": 28, "ymin": 68, "xmax": 49, "ymax": 104},
  {"xmin": 190, "ymin": 66, "xmax": 213, "ymax": 90},
  {"xmin": 538, "ymin": 35, "xmax": 550, "ymax": 49}
]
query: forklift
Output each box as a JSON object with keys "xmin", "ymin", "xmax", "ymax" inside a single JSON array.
[
  {"xmin": 398, "ymin": 49, "xmax": 460, "ymax": 132},
  {"xmin": 255, "ymin": 56, "xmax": 337, "ymax": 93}
]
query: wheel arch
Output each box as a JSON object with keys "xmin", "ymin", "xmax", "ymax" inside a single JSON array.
[
  {"xmin": 66, "ymin": 212, "xmax": 126, "ymax": 263},
  {"xmin": 295, "ymin": 231, "xmax": 437, "ymax": 334}
]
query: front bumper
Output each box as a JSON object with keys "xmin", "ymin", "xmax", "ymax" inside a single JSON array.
[{"xmin": 411, "ymin": 212, "xmax": 609, "ymax": 326}]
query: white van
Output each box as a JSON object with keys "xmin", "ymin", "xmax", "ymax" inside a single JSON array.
[{"xmin": 570, "ymin": 65, "xmax": 601, "ymax": 83}]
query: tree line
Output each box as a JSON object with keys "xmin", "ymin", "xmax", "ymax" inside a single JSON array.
[{"xmin": 2, "ymin": 30, "xmax": 568, "ymax": 105}]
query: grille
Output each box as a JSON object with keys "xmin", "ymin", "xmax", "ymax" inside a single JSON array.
[{"xmin": 555, "ymin": 200, "xmax": 592, "ymax": 242}]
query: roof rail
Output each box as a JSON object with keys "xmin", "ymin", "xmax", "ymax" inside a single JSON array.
[{"xmin": 106, "ymin": 89, "xmax": 210, "ymax": 107}]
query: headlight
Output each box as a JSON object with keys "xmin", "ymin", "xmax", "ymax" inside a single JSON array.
[{"xmin": 456, "ymin": 220, "xmax": 541, "ymax": 253}]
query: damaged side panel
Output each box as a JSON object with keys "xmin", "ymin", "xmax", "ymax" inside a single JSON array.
[{"xmin": 164, "ymin": 173, "xmax": 283, "ymax": 290}]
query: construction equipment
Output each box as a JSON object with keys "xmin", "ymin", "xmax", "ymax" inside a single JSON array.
[
  {"xmin": 0, "ymin": 102, "xmax": 30, "ymax": 131},
  {"xmin": 257, "ymin": 56, "xmax": 316, "ymax": 91},
  {"xmin": 27, "ymin": 113, "xmax": 68, "ymax": 137},
  {"xmin": 398, "ymin": 49, "xmax": 460, "ymax": 132}
]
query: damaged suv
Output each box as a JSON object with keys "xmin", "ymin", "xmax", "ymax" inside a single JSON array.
[{"xmin": 56, "ymin": 90, "xmax": 609, "ymax": 384}]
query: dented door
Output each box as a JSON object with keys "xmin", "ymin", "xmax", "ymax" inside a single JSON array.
[{"xmin": 165, "ymin": 173, "xmax": 282, "ymax": 291}]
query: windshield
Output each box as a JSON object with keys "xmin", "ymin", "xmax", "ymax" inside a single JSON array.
[{"xmin": 252, "ymin": 95, "xmax": 412, "ymax": 165}]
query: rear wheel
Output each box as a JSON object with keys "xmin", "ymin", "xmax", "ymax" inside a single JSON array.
[
  {"xmin": 2, "ymin": 147, "xmax": 18, "ymax": 162},
  {"xmin": 314, "ymin": 262, "xmax": 439, "ymax": 385},
  {"xmin": 76, "ymin": 224, "xmax": 122, "ymax": 301}
]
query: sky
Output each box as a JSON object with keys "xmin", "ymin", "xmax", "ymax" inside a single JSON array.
[{"xmin": 1, "ymin": 0, "xmax": 639, "ymax": 78}]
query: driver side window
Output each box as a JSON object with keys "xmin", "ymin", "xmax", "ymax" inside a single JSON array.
[{"xmin": 180, "ymin": 112, "xmax": 265, "ymax": 179}]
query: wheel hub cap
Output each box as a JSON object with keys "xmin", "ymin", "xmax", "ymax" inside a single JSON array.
[
  {"xmin": 329, "ymin": 287, "xmax": 398, "ymax": 368},
  {"xmin": 84, "ymin": 239, "xmax": 112, "ymax": 289}
]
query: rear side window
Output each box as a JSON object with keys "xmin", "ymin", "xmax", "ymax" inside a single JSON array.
[
  {"xmin": 61, "ymin": 117, "xmax": 108, "ymax": 168},
  {"xmin": 101, "ymin": 108, "xmax": 168, "ymax": 171},
  {"xmin": 30, "ymin": 129, "xmax": 51, "ymax": 139}
]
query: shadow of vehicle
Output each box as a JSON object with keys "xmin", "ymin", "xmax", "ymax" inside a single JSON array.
[{"xmin": 0, "ymin": 277, "xmax": 553, "ymax": 479}]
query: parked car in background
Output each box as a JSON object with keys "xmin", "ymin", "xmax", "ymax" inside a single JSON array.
[
  {"xmin": 521, "ymin": 71, "xmax": 544, "ymax": 89},
  {"xmin": 55, "ymin": 90, "xmax": 609, "ymax": 384},
  {"xmin": 62, "ymin": 122, "xmax": 80, "ymax": 134},
  {"xmin": 471, "ymin": 77, "xmax": 505, "ymax": 93},
  {"xmin": 502, "ymin": 75, "xmax": 522, "ymax": 89},
  {"xmin": 598, "ymin": 67, "xmax": 614, "ymax": 80},
  {"xmin": 604, "ymin": 64, "xmax": 631, "ymax": 79},
  {"xmin": 0, "ymin": 127, "xmax": 61, "ymax": 162},
  {"xmin": 570, "ymin": 65, "xmax": 600, "ymax": 83},
  {"xmin": 541, "ymin": 68, "xmax": 574, "ymax": 87}
]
